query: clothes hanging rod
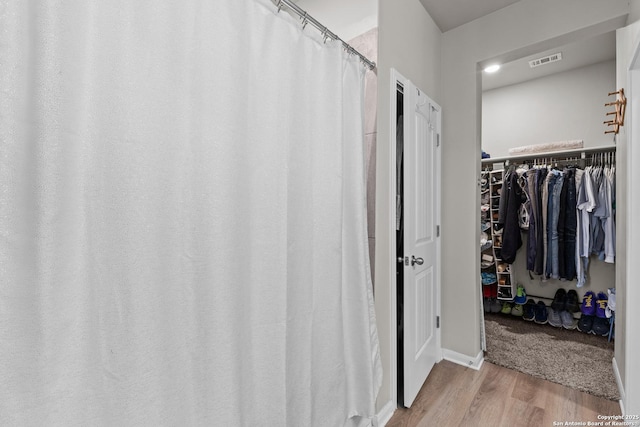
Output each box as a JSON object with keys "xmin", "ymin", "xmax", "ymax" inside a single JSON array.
[
  {"xmin": 481, "ymin": 145, "xmax": 616, "ymax": 165},
  {"xmin": 276, "ymin": 0, "xmax": 376, "ymax": 70}
]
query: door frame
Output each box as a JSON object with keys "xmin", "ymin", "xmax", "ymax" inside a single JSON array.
[
  {"xmin": 387, "ymin": 68, "xmax": 442, "ymax": 408},
  {"xmin": 624, "ymin": 33, "xmax": 640, "ymax": 416}
]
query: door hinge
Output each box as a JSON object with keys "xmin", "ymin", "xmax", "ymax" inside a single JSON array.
[
  {"xmin": 436, "ymin": 225, "xmax": 440, "ymax": 237},
  {"xmin": 437, "ymin": 316, "xmax": 440, "ymax": 328},
  {"xmin": 437, "ymin": 133, "xmax": 440, "ymax": 147}
]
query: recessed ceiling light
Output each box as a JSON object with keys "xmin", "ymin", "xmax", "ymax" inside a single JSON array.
[{"xmin": 484, "ymin": 64, "xmax": 500, "ymax": 73}]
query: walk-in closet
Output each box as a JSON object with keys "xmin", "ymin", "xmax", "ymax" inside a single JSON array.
[{"xmin": 479, "ymin": 30, "xmax": 621, "ymax": 400}]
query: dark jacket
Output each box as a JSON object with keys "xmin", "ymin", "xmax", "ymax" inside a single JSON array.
[{"xmin": 498, "ymin": 167, "xmax": 523, "ymax": 264}]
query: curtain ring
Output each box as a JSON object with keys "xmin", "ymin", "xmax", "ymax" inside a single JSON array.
[
  {"xmin": 321, "ymin": 27, "xmax": 330, "ymax": 44},
  {"xmin": 301, "ymin": 12, "xmax": 308, "ymax": 30},
  {"xmin": 276, "ymin": 0, "xmax": 284, "ymax": 13}
]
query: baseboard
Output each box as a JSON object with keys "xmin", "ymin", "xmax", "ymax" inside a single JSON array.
[
  {"xmin": 374, "ymin": 400, "xmax": 395, "ymax": 427},
  {"xmin": 613, "ymin": 357, "xmax": 626, "ymax": 414},
  {"xmin": 442, "ymin": 348, "xmax": 484, "ymax": 371}
]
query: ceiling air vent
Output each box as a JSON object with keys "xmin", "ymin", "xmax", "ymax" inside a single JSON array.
[{"xmin": 529, "ymin": 52, "xmax": 562, "ymax": 68}]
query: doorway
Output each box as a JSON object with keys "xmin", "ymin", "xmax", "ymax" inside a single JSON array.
[{"xmin": 478, "ymin": 31, "xmax": 620, "ymax": 400}]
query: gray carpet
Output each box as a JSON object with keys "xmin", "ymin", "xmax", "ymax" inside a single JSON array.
[{"xmin": 483, "ymin": 313, "xmax": 619, "ymax": 401}]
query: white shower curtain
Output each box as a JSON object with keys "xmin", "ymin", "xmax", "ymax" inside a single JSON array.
[{"xmin": 0, "ymin": 0, "xmax": 382, "ymax": 425}]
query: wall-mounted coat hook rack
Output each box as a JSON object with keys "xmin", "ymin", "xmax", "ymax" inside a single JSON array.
[{"xmin": 604, "ymin": 88, "xmax": 626, "ymax": 135}]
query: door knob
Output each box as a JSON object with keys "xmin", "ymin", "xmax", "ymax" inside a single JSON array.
[{"xmin": 411, "ymin": 255, "xmax": 424, "ymax": 266}]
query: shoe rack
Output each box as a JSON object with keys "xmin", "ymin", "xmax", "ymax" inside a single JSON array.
[
  {"xmin": 488, "ymin": 169, "xmax": 515, "ymax": 301},
  {"xmin": 480, "ymin": 171, "xmax": 498, "ymax": 309}
]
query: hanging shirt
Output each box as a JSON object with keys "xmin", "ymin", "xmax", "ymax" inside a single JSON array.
[
  {"xmin": 576, "ymin": 167, "xmax": 591, "ymax": 287},
  {"xmin": 601, "ymin": 166, "xmax": 616, "ymax": 263}
]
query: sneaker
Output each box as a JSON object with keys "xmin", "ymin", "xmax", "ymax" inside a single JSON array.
[
  {"xmin": 596, "ymin": 292, "xmax": 608, "ymax": 318},
  {"xmin": 514, "ymin": 284, "xmax": 527, "ymax": 305},
  {"xmin": 550, "ymin": 288, "xmax": 567, "ymax": 311},
  {"xmin": 501, "ymin": 302, "xmax": 512, "ymax": 314},
  {"xmin": 577, "ymin": 314, "xmax": 594, "ymax": 333},
  {"xmin": 592, "ymin": 316, "xmax": 610, "ymax": 336},
  {"xmin": 565, "ymin": 289, "xmax": 580, "ymax": 313},
  {"xmin": 522, "ymin": 299, "xmax": 536, "ymax": 321},
  {"xmin": 606, "ymin": 288, "xmax": 616, "ymax": 318},
  {"xmin": 490, "ymin": 298, "xmax": 502, "ymax": 313},
  {"xmin": 560, "ymin": 310, "xmax": 578, "ymax": 330},
  {"xmin": 547, "ymin": 307, "xmax": 562, "ymax": 327},
  {"xmin": 534, "ymin": 301, "xmax": 548, "ymax": 325},
  {"xmin": 511, "ymin": 304, "xmax": 524, "ymax": 316},
  {"xmin": 498, "ymin": 287, "xmax": 512, "ymax": 299},
  {"xmin": 581, "ymin": 291, "xmax": 596, "ymax": 316}
]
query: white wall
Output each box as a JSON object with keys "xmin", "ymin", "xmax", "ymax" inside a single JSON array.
[
  {"xmin": 616, "ymin": 17, "xmax": 640, "ymax": 414},
  {"xmin": 376, "ymin": 0, "xmax": 441, "ymax": 414},
  {"xmin": 440, "ymin": 0, "xmax": 629, "ymax": 362},
  {"xmin": 482, "ymin": 60, "xmax": 617, "ymax": 158},
  {"xmin": 295, "ymin": 0, "xmax": 377, "ymax": 41}
]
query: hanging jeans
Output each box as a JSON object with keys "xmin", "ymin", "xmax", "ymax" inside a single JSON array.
[
  {"xmin": 557, "ymin": 172, "xmax": 568, "ymax": 278},
  {"xmin": 545, "ymin": 171, "xmax": 563, "ymax": 279},
  {"xmin": 563, "ymin": 168, "xmax": 577, "ymax": 280},
  {"xmin": 534, "ymin": 168, "xmax": 547, "ymax": 275}
]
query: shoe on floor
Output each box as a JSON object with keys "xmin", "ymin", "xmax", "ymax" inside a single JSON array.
[
  {"xmin": 522, "ymin": 299, "xmax": 536, "ymax": 321},
  {"xmin": 592, "ymin": 316, "xmax": 610, "ymax": 336},
  {"xmin": 514, "ymin": 284, "xmax": 527, "ymax": 305},
  {"xmin": 560, "ymin": 310, "xmax": 578, "ymax": 330},
  {"xmin": 534, "ymin": 301, "xmax": 548, "ymax": 325},
  {"xmin": 577, "ymin": 314, "xmax": 594, "ymax": 333},
  {"xmin": 606, "ymin": 288, "xmax": 616, "ymax": 318},
  {"xmin": 596, "ymin": 291, "xmax": 608, "ymax": 318},
  {"xmin": 501, "ymin": 302, "xmax": 512, "ymax": 315},
  {"xmin": 581, "ymin": 291, "xmax": 596, "ymax": 316},
  {"xmin": 550, "ymin": 288, "xmax": 567, "ymax": 312},
  {"xmin": 511, "ymin": 304, "xmax": 524, "ymax": 316},
  {"xmin": 565, "ymin": 289, "xmax": 580, "ymax": 313},
  {"xmin": 547, "ymin": 307, "xmax": 562, "ymax": 327},
  {"xmin": 490, "ymin": 298, "xmax": 502, "ymax": 313}
]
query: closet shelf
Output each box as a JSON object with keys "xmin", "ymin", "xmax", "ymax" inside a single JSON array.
[
  {"xmin": 480, "ymin": 144, "xmax": 615, "ymax": 165},
  {"xmin": 480, "ymin": 240, "xmax": 493, "ymax": 251}
]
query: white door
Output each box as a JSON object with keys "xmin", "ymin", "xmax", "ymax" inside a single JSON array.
[{"xmin": 402, "ymin": 84, "xmax": 441, "ymax": 407}]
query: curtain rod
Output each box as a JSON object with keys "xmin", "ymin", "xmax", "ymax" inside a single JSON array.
[
  {"xmin": 276, "ymin": 0, "xmax": 376, "ymax": 70},
  {"xmin": 481, "ymin": 144, "xmax": 616, "ymax": 165}
]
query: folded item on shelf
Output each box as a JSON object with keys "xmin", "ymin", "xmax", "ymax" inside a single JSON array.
[
  {"xmin": 481, "ymin": 272, "xmax": 497, "ymax": 285},
  {"xmin": 508, "ymin": 139, "xmax": 583, "ymax": 155}
]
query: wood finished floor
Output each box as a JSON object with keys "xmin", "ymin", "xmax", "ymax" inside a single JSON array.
[{"xmin": 386, "ymin": 360, "xmax": 620, "ymax": 427}]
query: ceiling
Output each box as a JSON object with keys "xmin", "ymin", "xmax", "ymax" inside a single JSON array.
[
  {"xmin": 482, "ymin": 31, "xmax": 616, "ymax": 91},
  {"xmin": 419, "ymin": 0, "xmax": 522, "ymax": 32},
  {"xmin": 415, "ymin": 0, "xmax": 617, "ymax": 91}
]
